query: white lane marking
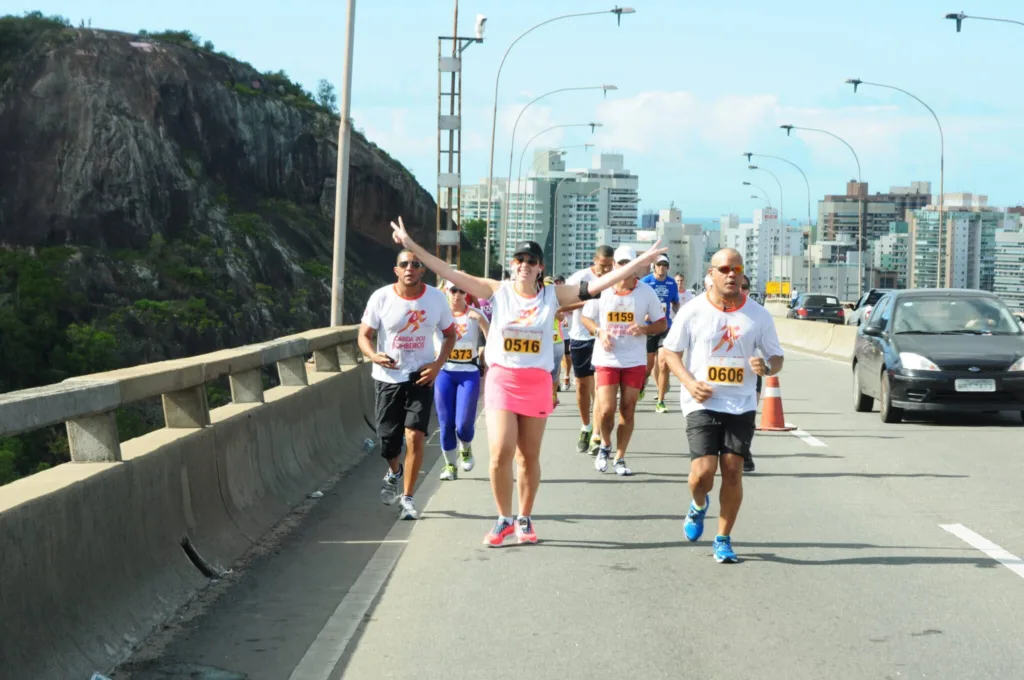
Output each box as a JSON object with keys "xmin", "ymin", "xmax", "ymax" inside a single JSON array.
[
  {"xmin": 785, "ymin": 422, "xmax": 827, "ymax": 447},
  {"xmin": 940, "ymin": 524, "xmax": 1024, "ymax": 581},
  {"xmin": 784, "ymin": 347, "xmax": 850, "ymax": 366},
  {"xmin": 318, "ymin": 540, "xmax": 409, "ymax": 545}
]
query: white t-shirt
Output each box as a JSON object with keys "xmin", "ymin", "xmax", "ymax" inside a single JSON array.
[
  {"xmin": 484, "ymin": 282, "xmax": 558, "ymax": 371},
  {"xmin": 663, "ymin": 293, "xmax": 783, "ymax": 416},
  {"xmin": 583, "ymin": 282, "xmax": 665, "ymax": 369},
  {"xmin": 443, "ymin": 310, "xmax": 482, "ymax": 373},
  {"xmin": 361, "ymin": 284, "xmax": 455, "ymax": 383},
  {"xmin": 565, "ymin": 267, "xmax": 599, "ymax": 342}
]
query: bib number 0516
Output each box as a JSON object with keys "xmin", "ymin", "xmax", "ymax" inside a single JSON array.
[
  {"xmin": 708, "ymin": 366, "xmax": 744, "ymax": 385},
  {"xmin": 503, "ymin": 338, "xmax": 541, "ymax": 354}
]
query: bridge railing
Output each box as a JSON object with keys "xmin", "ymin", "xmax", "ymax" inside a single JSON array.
[{"xmin": 0, "ymin": 327, "xmax": 362, "ymax": 463}]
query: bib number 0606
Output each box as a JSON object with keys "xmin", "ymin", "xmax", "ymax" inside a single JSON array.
[
  {"xmin": 503, "ymin": 338, "xmax": 541, "ymax": 354},
  {"xmin": 708, "ymin": 366, "xmax": 744, "ymax": 384}
]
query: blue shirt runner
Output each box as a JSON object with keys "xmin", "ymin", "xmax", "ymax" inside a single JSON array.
[{"xmin": 640, "ymin": 273, "xmax": 680, "ymax": 329}]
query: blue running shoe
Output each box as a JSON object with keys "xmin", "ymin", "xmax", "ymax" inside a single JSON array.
[
  {"xmin": 713, "ymin": 535, "xmax": 738, "ymax": 563},
  {"xmin": 683, "ymin": 494, "xmax": 710, "ymax": 542}
]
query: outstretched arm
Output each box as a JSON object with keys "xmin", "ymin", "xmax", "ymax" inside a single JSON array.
[
  {"xmin": 390, "ymin": 217, "xmax": 500, "ymax": 301},
  {"xmin": 554, "ymin": 241, "xmax": 668, "ymax": 307}
]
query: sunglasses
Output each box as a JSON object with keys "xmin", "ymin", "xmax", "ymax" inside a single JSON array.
[
  {"xmin": 616, "ymin": 259, "xmax": 631, "ymax": 266},
  {"xmin": 514, "ymin": 255, "xmax": 540, "ymax": 266},
  {"xmin": 741, "ymin": 286, "xmax": 750, "ymax": 291},
  {"xmin": 713, "ymin": 265, "xmax": 744, "ymax": 275},
  {"xmin": 655, "ymin": 262, "xmax": 669, "ymax": 267},
  {"xmin": 449, "ymin": 287, "xmax": 465, "ymax": 295},
  {"xmin": 397, "ymin": 261, "xmax": 423, "ymax": 270}
]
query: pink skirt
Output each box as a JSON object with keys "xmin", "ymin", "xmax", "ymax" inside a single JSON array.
[{"xmin": 484, "ymin": 364, "xmax": 553, "ymax": 419}]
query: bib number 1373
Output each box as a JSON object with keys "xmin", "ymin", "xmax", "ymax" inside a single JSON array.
[{"xmin": 708, "ymin": 366, "xmax": 744, "ymax": 385}]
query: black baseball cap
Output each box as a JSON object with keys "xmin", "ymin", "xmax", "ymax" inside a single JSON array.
[{"xmin": 512, "ymin": 240, "xmax": 544, "ymax": 262}]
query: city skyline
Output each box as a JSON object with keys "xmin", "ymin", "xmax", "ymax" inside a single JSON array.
[{"xmin": 23, "ymin": 0, "xmax": 1024, "ymax": 221}]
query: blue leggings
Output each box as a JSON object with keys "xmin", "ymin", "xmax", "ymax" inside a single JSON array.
[{"xmin": 434, "ymin": 369, "xmax": 481, "ymax": 452}]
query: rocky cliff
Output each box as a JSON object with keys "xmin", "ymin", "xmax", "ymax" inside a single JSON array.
[{"xmin": 0, "ymin": 14, "xmax": 441, "ymax": 480}]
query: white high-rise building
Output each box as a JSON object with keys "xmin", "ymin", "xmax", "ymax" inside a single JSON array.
[
  {"xmin": 994, "ymin": 231, "xmax": 1024, "ymax": 312},
  {"xmin": 460, "ymin": 178, "xmax": 505, "ymax": 226}
]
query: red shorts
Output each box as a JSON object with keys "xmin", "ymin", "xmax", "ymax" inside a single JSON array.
[{"xmin": 595, "ymin": 365, "xmax": 646, "ymax": 390}]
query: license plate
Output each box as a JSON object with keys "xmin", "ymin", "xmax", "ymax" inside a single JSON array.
[{"xmin": 955, "ymin": 379, "xmax": 996, "ymax": 393}]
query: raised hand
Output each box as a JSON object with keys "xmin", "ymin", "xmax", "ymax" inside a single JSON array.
[{"xmin": 390, "ymin": 216, "xmax": 415, "ymax": 249}]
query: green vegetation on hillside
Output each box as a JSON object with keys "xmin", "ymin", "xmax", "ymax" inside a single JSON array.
[{"xmin": 0, "ymin": 11, "xmax": 74, "ymax": 83}]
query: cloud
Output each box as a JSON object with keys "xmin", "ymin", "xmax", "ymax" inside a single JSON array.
[{"xmin": 352, "ymin": 107, "xmax": 434, "ymax": 159}]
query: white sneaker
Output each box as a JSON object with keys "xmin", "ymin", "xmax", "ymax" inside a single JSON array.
[
  {"xmin": 398, "ymin": 496, "xmax": 419, "ymax": 520},
  {"xmin": 595, "ymin": 447, "xmax": 610, "ymax": 473},
  {"xmin": 459, "ymin": 445, "xmax": 475, "ymax": 472},
  {"xmin": 439, "ymin": 463, "xmax": 457, "ymax": 481},
  {"xmin": 614, "ymin": 458, "xmax": 633, "ymax": 476}
]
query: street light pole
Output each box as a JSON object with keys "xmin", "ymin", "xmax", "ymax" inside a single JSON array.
[
  {"xmin": 747, "ymin": 164, "xmax": 783, "ymax": 297},
  {"xmin": 780, "ymin": 124, "xmax": 864, "ymax": 297},
  {"xmin": 509, "ymin": 122, "xmax": 602, "ymax": 266},
  {"xmin": 846, "ymin": 78, "xmax": 945, "ymax": 288},
  {"xmin": 482, "ymin": 7, "xmax": 635, "ymax": 278},
  {"xmin": 330, "ymin": 0, "xmax": 357, "ymax": 326},
  {"xmin": 745, "ymin": 152, "xmax": 814, "ymax": 296},
  {"xmin": 501, "ymin": 84, "xmax": 615, "ymax": 263},
  {"xmin": 744, "ymin": 181, "xmax": 772, "ymax": 208},
  {"xmin": 944, "ymin": 11, "xmax": 1024, "ymax": 31}
]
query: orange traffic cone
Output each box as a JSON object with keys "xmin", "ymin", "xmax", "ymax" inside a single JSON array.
[{"xmin": 757, "ymin": 375, "xmax": 795, "ymax": 432}]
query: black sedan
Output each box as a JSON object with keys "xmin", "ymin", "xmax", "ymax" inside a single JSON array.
[
  {"xmin": 851, "ymin": 289, "xmax": 1024, "ymax": 423},
  {"xmin": 787, "ymin": 293, "xmax": 846, "ymax": 324}
]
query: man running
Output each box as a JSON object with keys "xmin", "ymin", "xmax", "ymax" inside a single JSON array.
[
  {"xmin": 554, "ymin": 275, "xmax": 572, "ymax": 391},
  {"xmin": 358, "ymin": 250, "xmax": 457, "ymax": 520},
  {"xmin": 741, "ymin": 274, "xmax": 759, "ymax": 473},
  {"xmin": 564, "ymin": 246, "xmax": 615, "ymax": 454},
  {"xmin": 582, "ymin": 246, "xmax": 666, "ymax": 475},
  {"xmin": 662, "ymin": 248, "xmax": 784, "ymax": 563},
  {"xmin": 640, "ymin": 254, "xmax": 680, "ymax": 413}
]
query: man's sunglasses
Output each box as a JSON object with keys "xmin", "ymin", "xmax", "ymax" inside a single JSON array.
[
  {"xmin": 514, "ymin": 255, "xmax": 540, "ymax": 266},
  {"xmin": 713, "ymin": 265, "xmax": 744, "ymax": 275},
  {"xmin": 741, "ymin": 286, "xmax": 750, "ymax": 291},
  {"xmin": 616, "ymin": 259, "xmax": 631, "ymax": 266},
  {"xmin": 449, "ymin": 287, "xmax": 465, "ymax": 295},
  {"xmin": 397, "ymin": 261, "xmax": 423, "ymax": 270},
  {"xmin": 655, "ymin": 261, "xmax": 669, "ymax": 267}
]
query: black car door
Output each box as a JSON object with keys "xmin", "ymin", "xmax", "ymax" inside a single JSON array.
[{"xmin": 860, "ymin": 294, "xmax": 894, "ymax": 397}]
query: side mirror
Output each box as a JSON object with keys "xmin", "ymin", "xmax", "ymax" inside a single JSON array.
[{"xmin": 862, "ymin": 325, "xmax": 882, "ymax": 337}]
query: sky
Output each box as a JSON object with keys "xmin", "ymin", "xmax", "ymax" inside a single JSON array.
[{"xmin": 19, "ymin": 0, "xmax": 1024, "ymax": 222}]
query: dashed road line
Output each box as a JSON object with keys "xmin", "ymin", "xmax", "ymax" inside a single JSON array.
[
  {"xmin": 785, "ymin": 422, "xmax": 827, "ymax": 447},
  {"xmin": 940, "ymin": 524, "xmax": 1024, "ymax": 581}
]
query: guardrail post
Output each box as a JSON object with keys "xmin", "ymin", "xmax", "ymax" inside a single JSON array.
[
  {"xmin": 66, "ymin": 413, "xmax": 122, "ymax": 462},
  {"xmin": 229, "ymin": 368, "xmax": 265, "ymax": 403},
  {"xmin": 338, "ymin": 341, "xmax": 362, "ymax": 366},
  {"xmin": 313, "ymin": 345, "xmax": 342, "ymax": 373},
  {"xmin": 162, "ymin": 386, "xmax": 211, "ymax": 428},
  {"xmin": 277, "ymin": 356, "xmax": 309, "ymax": 386}
]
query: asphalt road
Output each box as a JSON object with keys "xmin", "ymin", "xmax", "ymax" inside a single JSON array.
[{"xmin": 115, "ymin": 350, "xmax": 1024, "ymax": 680}]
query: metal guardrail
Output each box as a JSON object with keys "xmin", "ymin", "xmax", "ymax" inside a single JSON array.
[{"xmin": 0, "ymin": 327, "xmax": 362, "ymax": 463}]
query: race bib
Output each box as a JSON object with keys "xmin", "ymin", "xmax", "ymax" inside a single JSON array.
[
  {"xmin": 707, "ymin": 357, "xmax": 746, "ymax": 385},
  {"xmin": 606, "ymin": 311, "xmax": 634, "ymax": 323},
  {"xmin": 502, "ymin": 328, "xmax": 542, "ymax": 354},
  {"xmin": 449, "ymin": 348, "xmax": 474, "ymax": 361}
]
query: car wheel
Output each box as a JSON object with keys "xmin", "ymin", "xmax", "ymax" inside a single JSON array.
[
  {"xmin": 852, "ymin": 364, "xmax": 874, "ymax": 412},
  {"xmin": 879, "ymin": 371, "xmax": 903, "ymax": 424}
]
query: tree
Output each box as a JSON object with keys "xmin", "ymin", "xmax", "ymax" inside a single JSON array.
[{"xmin": 316, "ymin": 79, "xmax": 338, "ymax": 115}]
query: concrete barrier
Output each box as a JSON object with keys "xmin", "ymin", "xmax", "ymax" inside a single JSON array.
[
  {"xmin": 0, "ymin": 327, "xmax": 373, "ymax": 680},
  {"xmin": 773, "ymin": 317, "xmax": 857, "ymax": 363},
  {"xmin": 822, "ymin": 324, "xmax": 858, "ymax": 362}
]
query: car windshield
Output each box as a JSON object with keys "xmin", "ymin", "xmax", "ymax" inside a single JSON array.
[
  {"xmin": 892, "ymin": 297, "xmax": 1023, "ymax": 335},
  {"xmin": 803, "ymin": 295, "xmax": 839, "ymax": 307}
]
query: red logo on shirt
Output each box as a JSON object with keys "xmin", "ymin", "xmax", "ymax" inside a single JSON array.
[
  {"xmin": 712, "ymin": 324, "xmax": 742, "ymax": 353},
  {"xmin": 454, "ymin": 322, "xmax": 467, "ymax": 340},
  {"xmin": 508, "ymin": 307, "xmax": 540, "ymax": 327},
  {"xmin": 397, "ymin": 309, "xmax": 427, "ymax": 333}
]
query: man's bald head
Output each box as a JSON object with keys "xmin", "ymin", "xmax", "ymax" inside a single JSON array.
[
  {"xmin": 708, "ymin": 248, "xmax": 744, "ymax": 301},
  {"xmin": 710, "ymin": 248, "xmax": 743, "ymax": 268}
]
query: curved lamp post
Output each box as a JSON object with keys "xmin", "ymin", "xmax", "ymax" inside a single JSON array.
[
  {"xmin": 846, "ymin": 78, "xmax": 945, "ymax": 288},
  {"xmin": 780, "ymin": 124, "xmax": 865, "ymax": 297},
  {"xmin": 747, "ymin": 164, "xmax": 783, "ymax": 295},
  {"xmin": 945, "ymin": 11, "xmax": 1024, "ymax": 32},
  {"xmin": 482, "ymin": 6, "xmax": 636, "ymax": 277},
  {"xmin": 745, "ymin": 152, "xmax": 814, "ymax": 294}
]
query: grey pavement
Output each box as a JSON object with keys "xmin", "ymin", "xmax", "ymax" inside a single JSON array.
[{"xmin": 116, "ymin": 351, "xmax": 1024, "ymax": 679}]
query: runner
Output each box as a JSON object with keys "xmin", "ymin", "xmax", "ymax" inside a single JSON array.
[
  {"xmin": 741, "ymin": 274, "xmax": 758, "ymax": 474},
  {"xmin": 388, "ymin": 217, "xmax": 664, "ymax": 546},
  {"xmin": 565, "ymin": 246, "xmax": 615, "ymax": 454},
  {"xmin": 358, "ymin": 250, "xmax": 457, "ymax": 520},
  {"xmin": 435, "ymin": 276, "xmax": 489, "ymax": 481},
  {"xmin": 640, "ymin": 254, "xmax": 680, "ymax": 413},
  {"xmin": 662, "ymin": 248, "xmax": 784, "ymax": 563},
  {"xmin": 548, "ymin": 276, "xmax": 564, "ymax": 409},
  {"xmin": 582, "ymin": 246, "xmax": 666, "ymax": 475},
  {"xmin": 554, "ymin": 275, "xmax": 572, "ymax": 391}
]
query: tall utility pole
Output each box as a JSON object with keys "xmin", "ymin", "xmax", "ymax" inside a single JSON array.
[
  {"xmin": 330, "ymin": 0, "xmax": 356, "ymax": 326},
  {"xmin": 436, "ymin": 3, "xmax": 484, "ymax": 280}
]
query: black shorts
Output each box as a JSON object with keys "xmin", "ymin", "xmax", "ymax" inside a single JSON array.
[
  {"xmin": 569, "ymin": 339, "xmax": 596, "ymax": 379},
  {"xmin": 563, "ymin": 339, "xmax": 570, "ymax": 354},
  {"xmin": 374, "ymin": 375, "xmax": 434, "ymax": 460},
  {"xmin": 646, "ymin": 330, "xmax": 669, "ymax": 354},
  {"xmin": 685, "ymin": 410, "xmax": 757, "ymax": 461},
  {"xmin": 756, "ymin": 375, "xmax": 763, "ymax": 393}
]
